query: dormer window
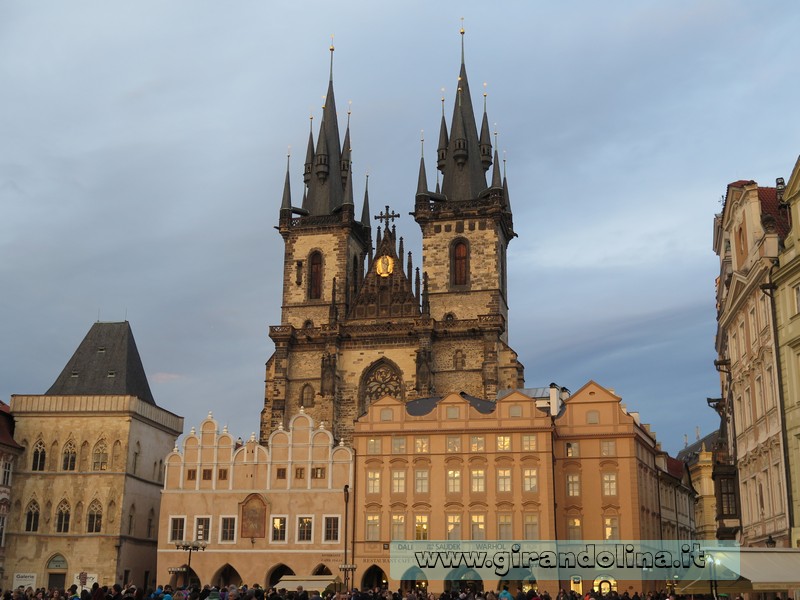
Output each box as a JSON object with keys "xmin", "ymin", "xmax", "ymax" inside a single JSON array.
[
  {"xmin": 70, "ymin": 370, "xmax": 79, "ymax": 378},
  {"xmin": 107, "ymin": 371, "xmax": 116, "ymax": 378}
]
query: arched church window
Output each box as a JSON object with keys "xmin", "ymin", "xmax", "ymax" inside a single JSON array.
[
  {"xmin": 309, "ymin": 252, "xmax": 323, "ymax": 300},
  {"xmin": 87, "ymin": 499, "xmax": 103, "ymax": 533},
  {"xmin": 62, "ymin": 440, "xmax": 76, "ymax": 471},
  {"xmin": 32, "ymin": 440, "xmax": 46, "ymax": 472},
  {"xmin": 92, "ymin": 440, "xmax": 108, "ymax": 471},
  {"xmin": 25, "ymin": 500, "xmax": 40, "ymax": 532},
  {"xmin": 452, "ymin": 240, "xmax": 469, "ymax": 286},
  {"xmin": 300, "ymin": 384, "xmax": 315, "ymax": 408},
  {"xmin": 361, "ymin": 362, "xmax": 403, "ymax": 413},
  {"xmin": 56, "ymin": 499, "xmax": 71, "ymax": 533}
]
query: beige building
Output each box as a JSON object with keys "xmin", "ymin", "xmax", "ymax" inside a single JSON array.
[
  {"xmin": 772, "ymin": 155, "xmax": 800, "ymax": 547},
  {"xmin": 713, "ymin": 179, "xmax": 790, "ymax": 546},
  {"xmin": 5, "ymin": 322, "xmax": 183, "ymax": 591},
  {"xmin": 351, "ymin": 382, "xmax": 696, "ymax": 595},
  {"xmin": 157, "ymin": 411, "xmax": 353, "ymax": 590},
  {"xmin": 676, "ymin": 431, "xmax": 720, "ymax": 541}
]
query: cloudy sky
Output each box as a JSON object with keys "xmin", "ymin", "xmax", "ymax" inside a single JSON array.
[{"xmin": 2, "ymin": 1, "xmax": 798, "ymax": 455}]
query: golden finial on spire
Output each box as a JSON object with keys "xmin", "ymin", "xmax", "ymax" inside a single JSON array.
[
  {"xmin": 287, "ymin": 145, "xmax": 291, "ymax": 158},
  {"xmin": 420, "ymin": 129, "xmax": 425, "ymax": 157},
  {"xmin": 503, "ymin": 150, "xmax": 507, "ymax": 178},
  {"xmin": 347, "ymin": 100, "xmax": 352, "ymax": 126},
  {"xmin": 329, "ymin": 34, "xmax": 335, "ymax": 80},
  {"xmin": 460, "ymin": 17, "xmax": 465, "ymax": 63},
  {"xmin": 483, "ymin": 82, "xmax": 488, "ymax": 111},
  {"xmin": 493, "ymin": 123, "xmax": 498, "ymax": 147},
  {"xmin": 441, "ymin": 87, "xmax": 446, "ymax": 117},
  {"xmin": 321, "ymin": 95, "xmax": 326, "ymax": 110}
]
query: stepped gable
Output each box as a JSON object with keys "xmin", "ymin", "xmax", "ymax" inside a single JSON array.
[
  {"xmin": 45, "ymin": 321, "xmax": 156, "ymax": 405},
  {"xmin": 348, "ymin": 218, "xmax": 420, "ymax": 320}
]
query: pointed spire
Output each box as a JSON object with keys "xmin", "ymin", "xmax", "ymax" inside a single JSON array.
[
  {"xmin": 343, "ymin": 161, "xmax": 354, "ymax": 207},
  {"xmin": 304, "ymin": 41, "xmax": 344, "ymax": 215},
  {"xmin": 303, "ymin": 116, "xmax": 314, "ymax": 186},
  {"xmin": 491, "ymin": 149, "xmax": 502, "ymax": 189},
  {"xmin": 503, "ymin": 152, "xmax": 511, "ymax": 211},
  {"xmin": 407, "ymin": 251, "xmax": 413, "ymax": 283},
  {"xmin": 479, "ymin": 83, "xmax": 492, "ymax": 172},
  {"xmin": 440, "ymin": 25, "xmax": 490, "ymax": 202},
  {"xmin": 437, "ymin": 89, "xmax": 448, "ymax": 173},
  {"xmin": 341, "ymin": 101, "xmax": 352, "ymax": 185},
  {"xmin": 360, "ymin": 174, "xmax": 371, "ymax": 226},
  {"xmin": 281, "ymin": 149, "xmax": 292, "ymax": 211},
  {"xmin": 415, "ymin": 267, "xmax": 421, "ymax": 301},
  {"xmin": 398, "ymin": 237, "xmax": 404, "ymax": 263},
  {"xmin": 417, "ymin": 131, "xmax": 429, "ymax": 196}
]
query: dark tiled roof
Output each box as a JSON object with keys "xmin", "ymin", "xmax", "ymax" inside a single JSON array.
[
  {"xmin": 45, "ymin": 322, "xmax": 156, "ymax": 405},
  {"xmin": 676, "ymin": 430, "xmax": 720, "ymax": 463},
  {"xmin": 405, "ymin": 392, "xmax": 497, "ymax": 417}
]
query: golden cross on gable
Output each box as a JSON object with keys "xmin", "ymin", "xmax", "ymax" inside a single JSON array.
[{"xmin": 374, "ymin": 205, "xmax": 401, "ymax": 228}]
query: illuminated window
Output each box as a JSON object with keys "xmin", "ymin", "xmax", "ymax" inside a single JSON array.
[
  {"xmin": 471, "ymin": 469, "xmax": 486, "ymax": 493},
  {"xmin": 447, "ymin": 469, "xmax": 461, "ymax": 493},
  {"xmin": 604, "ymin": 516, "xmax": 619, "ymax": 540},
  {"xmin": 415, "ymin": 469, "xmax": 429, "ymax": 493},
  {"xmin": 367, "ymin": 438, "xmax": 381, "ymax": 454},
  {"xmin": 470, "ymin": 515, "xmax": 485, "ymax": 540},
  {"xmin": 297, "ymin": 516, "xmax": 313, "ymax": 542},
  {"xmin": 447, "ymin": 436, "xmax": 461, "ymax": 453},
  {"xmin": 392, "ymin": 515, "xmax": 405, "ymax": 540},
  {"xmin": 496, "ymin": 435, "xmax": 511, "ymax": 451},
  {"xmin": 415, "ymin": 515, "xmax": 429, "ymax": 540},
  {"xmin": 470, "ymin": 436, "xmax": 485, "ymax": 452},
  {"xmin": 447, "ymin": 514, "xmax": 461, "ymax": 540},
  {"xmin": 567, "ymin": 517, "xmax": 582, "ymax": 541},
  {"xmin": 415, "ymin": 437, "xmax": 430, "ymax": 453},
  {"xmin": 391, "ymin": 470, "xmax": 406, "ymax": 494},
  {"xmin": 566, "ymin": 442, "xmax": 579, "ymax": 457},
  {"xmin": 602, "ymin": 473, "xmax": 618, "ymax": 496},
  {"xmin": 367, "ymin": 470, "xmax": 381, "ymax": 494},
  {"xmin": 567, "ymin": 473, "xmax": 581, "ymax": 497},
  {"xmin": 522, "ymin": 435, "xmax": 537, "ymax": 451},
  {"xmin": 497, "ymin": 469, "xmax": 512, "ymax": 493},
  {"xmin": 272, "ymin": 516, "xmax": 287, "ymax": 541},
  {"xmin": 366, "ymin": 514, "xmax": 380, "ymax": 541},
  {"xmin": 523, "ymin": 468, "xmax": 538, "ymax": 492}
]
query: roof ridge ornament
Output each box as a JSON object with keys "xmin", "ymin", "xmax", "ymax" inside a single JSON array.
[{"xmin": 460, "ymin": 17, "xmax": 465, "ymax": 64}]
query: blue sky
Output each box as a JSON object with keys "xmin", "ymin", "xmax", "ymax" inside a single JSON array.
[{"xmin": 2, "ymin": 1, "xmax": 799, "ymax": 454}]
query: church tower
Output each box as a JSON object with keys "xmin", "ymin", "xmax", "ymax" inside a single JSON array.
[{"xmin": 262, "ymin": 32, "xmax": 524, "ymax": 444}]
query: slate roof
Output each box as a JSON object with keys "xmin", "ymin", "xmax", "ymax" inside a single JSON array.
[
  {"xmin": 45, "ymin": 321, "xmax": 156, "ymax": 405},
  {"xmin": 676, "ymin": 429, "xmax": 720, "ymax": 463},
  {"xmin": 405, "ymin": 391, "xmax": 496, "ymax": 416}
]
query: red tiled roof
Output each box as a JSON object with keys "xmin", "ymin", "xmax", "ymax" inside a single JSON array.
[
  {"xmin": 0, "ymin": 409, "xmax": 22, "ymax": 450},
  {"xmin": 727, "ymin": 179, "xmax": 756, "ymax": 188},
  {"xmin": 759, "ymin": 186, "xmax": 791, "ymax": 239},
  {"xmin": 0, "ymin": 400, "xmax": 9, "ymax": 413},
  {"xmin": 666, "ymin": 456, "xmax": 685, "ymax": 479}
]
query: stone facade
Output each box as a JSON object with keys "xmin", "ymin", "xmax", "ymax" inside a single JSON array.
[
  {"xmin": 712, "ymin": 179, "xmax": 790, "ymax": 546},
  {"xmin": 5, "ymin": 394, "xmax": 182, "ymax": 591},
  {"xmin": 260, "ymin": 43, "xmax": 523, "ymax": 446},
  {"xmin": 772, "ymin": 155, "xmax": 800, "ymax": 547},
  {"xmin": 157, "ymin": 412, "xmax": 353, "ymax": 590},
  {"xmin": 0, "ymin": 401, "xmax": 23, "ymax": 589}
]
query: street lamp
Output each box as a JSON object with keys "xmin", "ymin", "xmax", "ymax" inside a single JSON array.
[
  {"xmin": 175, "ymin": 540, "xmax": 207, "ymax": 586},
  {"xmin": 706, "ymin": 554, "xmax": 721, "ymax": 600},
  {"xmin": 340, "ymin": 485, "xmax": 357, "ymax": 593}
]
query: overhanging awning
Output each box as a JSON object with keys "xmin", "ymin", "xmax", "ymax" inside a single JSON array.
[
  {"xmin": 675, "ymin": 548, "xmax": 800, "ymax": 594},
  {"xmin": 275, "ymin": 576, "xmax": 337, "ymax": 592}
]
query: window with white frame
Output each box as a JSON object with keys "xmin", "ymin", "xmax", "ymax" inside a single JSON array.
[
  {"xmin": 471, "ymin": 469, "xmax": 485, "ymax": 493},
  {"xmin": 367, "ymin": 438, "xmax": 381, "ymax": 454},
  {"xmin": 195, "ymin": 517, "xmax": 210, "ymax": 541},
  {"xmin": 523, "ymin": 468, "xmax": 538, "ymax": 492},
  {"xmin": 447, "ymin": 514, "xmax": 461, "ymax": 540},
  {"xmin": 601, "ymin": 440, "xmax": 616, "ymax": 456},
  {"xmin": 415, "ymin": 515, "xmax": 429, "ymax": 540},
  {"xmin": 324, "ymin": 516, "xmax": 340, "ymax": 542},
  {"xmin": 391, "ymin": 514, "xmax": 405, "ymax": 540},
  {"xmin": 367, "ymin": 470, "xmax": 381, "ymax": 494},
  {"xmin": 392, "ymin": 437, "xmax": 406, "ymax": 454},
  {"xmin": 497, "ymin": 468, "xmax": 512, "ymax": 493},
  {"xmin": 447, "ymin": 469, "xmax": 461, "ymax": 493},
  {"xmin": 446, "ymin": 436, "xmax": 461, "ymax": 453},
  {"xmin": 415, "ymin": 469, "xmax": 429, "ymax": 493},
  {"xmin": 366, "ymin": 514, "xmax": 380, "ymax": 541},
  {"xmin": 220, "ymin": 517, "xmax": 236, "ymax": 542},
  {"xmin": 523, "ymin": 514, "xmax": 539, "ymax": 540},
  {"xmin": 522, "ymin": 435, "xmax": 537, "ymax": 451},
  {"xmin": 170, "ymin": 517, "xmax": 185, "ymax": 542},
  {"xmin": 602, "ymin": 473, "xmax": 617, "ymax": 496},
  {"xmin": 604, "ymin": 516, "xmax": 619, "ymax": 540},
  {"xmin": 497, "ymin": 513, "xmax": 512, "ymax": 540},
  {"xmin": 297, "ymin": 516, "xmax": 313, "ymax": 542},
  {"xmin": 567, "ymin": 473, "xmax": 581, "ymax": 496},
  {"xmin": 470, "ymin": 515, "xmax": 486, "ymax": 540},
  {"xmin": 496, "ymin": 435, "xmax": 511, "ymax": 451},
  {"xmin": 271, "ymin": 516, "xmax": 287, "ymax": 542},
  {"xmin": 391, "ymin": 470, "xmax": 406, "ymax": 493}
]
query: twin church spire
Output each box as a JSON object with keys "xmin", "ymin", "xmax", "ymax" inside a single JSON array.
[{"xmin": 282, "ymin": 26, "xmax": 512, "ymax": 222}]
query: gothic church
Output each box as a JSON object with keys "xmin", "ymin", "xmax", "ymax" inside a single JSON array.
[{"xmin": 261, "ymin": 33, "xmax": 524, "ymax": 443}]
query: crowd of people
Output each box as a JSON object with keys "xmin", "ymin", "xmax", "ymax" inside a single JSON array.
[{"xmin": 2, "ymin": 583, "xmax": 736, "ymax": 600}]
